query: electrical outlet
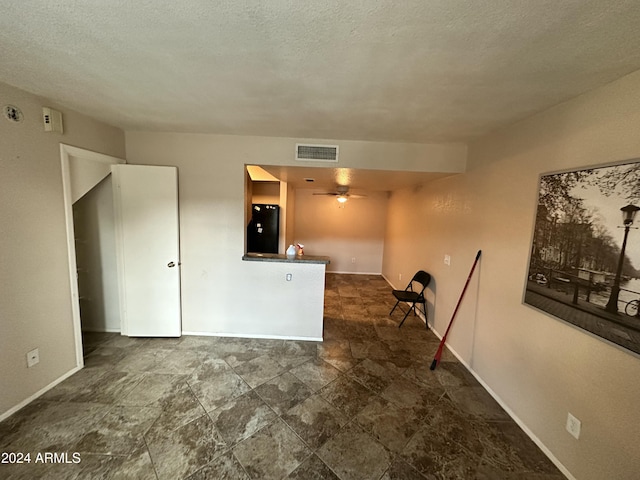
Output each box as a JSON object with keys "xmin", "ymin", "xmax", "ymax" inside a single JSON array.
[
  {"xmin": 27, "ymin": 348, "xmax": 39, "ymax": 368},
  {"xmin": 351, "ymin": 257, "xmax": 356, "ymax": 263},
  {"xmin": 399, "ymin": 273, "xmax": 402, "ymax": 282},
  {"xmin": 566, "ymin": 412, "xmax": 581, "ymax": 439},
  {"xmin": 444, "ymin": 254, "xmax": 451, "ymax": 266}
]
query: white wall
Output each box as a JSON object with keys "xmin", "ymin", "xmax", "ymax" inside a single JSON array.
[
  {"xmin": 125, "ymin": 132, "xmax": 465, "ymax": 336},
  {"xmin": 73, "ymin": 175, "xmax": 120, "ymax": 332},
  {"xmin": 0, "ymin": 82, "xmax": 125, "ymax": 419},
  {"xmin": 294, "ymin": 189, "xmax": 388, "ymax": 273},
  {"xmin": 69, "ymin": 154, "xmax": 113, "ymax": 204},
  {"xmin": 225, "ymin": 260, "xmax": 326, "ymax": 340},
  {"xmin": 382, "ymin": 71, "xmax": 640, "ymax": 480}
]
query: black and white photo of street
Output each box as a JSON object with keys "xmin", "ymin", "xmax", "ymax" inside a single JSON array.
[{"xmin": 525, "ymin": 161, "xmax": 640, "ymax": 355}]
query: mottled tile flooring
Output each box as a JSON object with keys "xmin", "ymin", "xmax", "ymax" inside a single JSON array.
[{"xmin": 0, "ymin": 274, "xmax": 565, "ymax": 479}]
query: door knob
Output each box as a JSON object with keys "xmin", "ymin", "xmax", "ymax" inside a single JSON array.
[{"xmin": 167, "ymin": 261, "xmax": 176, "ymax": 268}]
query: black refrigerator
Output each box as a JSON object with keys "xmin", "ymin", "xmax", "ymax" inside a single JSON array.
[{"xmin": 247, "ymin": 204, "xmax": 280, "ymax": 254}]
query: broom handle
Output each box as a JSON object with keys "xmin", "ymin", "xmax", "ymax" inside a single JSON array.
[{"xmin": 430, "ymin": 250, "xmax": 482, "ymax": 370}]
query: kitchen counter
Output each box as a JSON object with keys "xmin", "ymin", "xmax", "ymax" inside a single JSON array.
[
  {"xmin": 238, "ymin": 252, "xmax": 330, "ymax": 341},
  {"xmin": 242, "ymin": 253, "xmax": 330, "ymax": 265}
]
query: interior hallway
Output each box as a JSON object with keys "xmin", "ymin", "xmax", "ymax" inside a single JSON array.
[{"xmin": 0, "ymin": 274, "xmax": 564, "ymax": 479}]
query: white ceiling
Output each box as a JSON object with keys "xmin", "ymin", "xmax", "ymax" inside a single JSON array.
[{"xmin": 2, "ymin": 1, "xmax": 640, "ymax": 145}]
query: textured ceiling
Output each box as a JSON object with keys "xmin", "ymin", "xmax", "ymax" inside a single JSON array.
[{"xmin": 2, "ymin": 1, "xmax": 640, "ymax": 143}]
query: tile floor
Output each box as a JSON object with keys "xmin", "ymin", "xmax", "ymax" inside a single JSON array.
[{"xmin": 0, "ymin": 274, "xmax": 565, "ymax": 479}]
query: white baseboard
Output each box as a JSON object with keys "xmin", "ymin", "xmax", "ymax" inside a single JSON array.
[
  {"xmin": 381, "ymin": 273, "xmax": 396, "ymax": 289},
  {"xmin": 328, "ymin": 270, "xmax": 381, "ymax": 275},
  {"xmin": 429, "ymin": 326, "xmax": 574, "ymax": 480},
  {"xmin": 380, "ymin": 273, "xmax": 572, "ymax": 478},
  {"xmin": 81, "ymin": 328, "xmax": 121, "ymax": 333},
  {"xmin": 381, "ymin": 274, "xmax": 430, "ymax": 327},
  {"xmin": 181, "ymin": 331, "xmax": 323, "ymax": 342},
  {"xmin": 0, "ymin": 365, "xmax": 82, "ymax": 422}
]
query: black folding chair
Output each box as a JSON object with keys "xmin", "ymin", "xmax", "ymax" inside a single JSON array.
[{"xmin": 389, "ymin": 270, "xmax": 431, "ymax": 329}]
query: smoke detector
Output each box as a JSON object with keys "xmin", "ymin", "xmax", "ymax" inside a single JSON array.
[{"xmin": 4, "ymin": 105, "xmax": 23, "ymax": 123}]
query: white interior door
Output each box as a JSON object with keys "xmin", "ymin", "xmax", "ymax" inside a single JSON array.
[{"xmin": 111, "ymin": 164, "xmax": 181, "ymax": 337}]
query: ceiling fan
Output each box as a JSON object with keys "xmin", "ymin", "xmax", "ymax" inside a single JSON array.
[{"xmin": 312, "ymin": 185, "xmax": 366, "ymax": 203}]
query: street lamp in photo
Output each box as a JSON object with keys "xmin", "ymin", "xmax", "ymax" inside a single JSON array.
[{"xmin": 605, "ymin": 204, "xmax": 640, "ymax": 313}]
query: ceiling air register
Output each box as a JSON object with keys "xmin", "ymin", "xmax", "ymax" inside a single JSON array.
[{"xmin": 295, "ymin": 144, "xmax": 339, "ymax": 162}]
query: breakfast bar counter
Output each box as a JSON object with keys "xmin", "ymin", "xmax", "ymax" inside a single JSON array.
[
  {"xmin": 238, "ymin": 253, "xmax": 330, "ymax": 341},
  {"xmin": 242, "ymin": 253, "xmax": 330, "ymax": 264}
]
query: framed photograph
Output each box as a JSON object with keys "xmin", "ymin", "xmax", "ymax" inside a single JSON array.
[{"xmin": 524, "ymin": 159, "xmax": 640, "ymax": 355}]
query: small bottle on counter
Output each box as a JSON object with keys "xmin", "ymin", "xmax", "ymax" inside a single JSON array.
[
  {"xmin": 286, "ymin": 244, "xmax": 297, "ymax": 257},
  {"xmin": 296, "ymin": 243, "xmax": 304, "ymax": 255}
]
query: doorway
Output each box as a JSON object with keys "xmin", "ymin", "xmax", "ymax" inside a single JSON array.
[
  {"xmin": 62, "ymin": 146, "xmax": 183, "ymax": 367},
  {"xmin": 72, "ymin": 174, "xmax": 121, "ymax": 333},
  {"xmin": 60, "ymin": 144, "xmax": 125, "ymax": 367}
]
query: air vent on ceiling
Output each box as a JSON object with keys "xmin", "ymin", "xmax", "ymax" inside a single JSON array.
[{"xmin": 296, "ymin": 144, "xmax": 339, "ymax": 162}]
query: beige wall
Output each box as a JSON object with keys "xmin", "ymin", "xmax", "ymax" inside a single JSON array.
[
  {"xmin": 382, "ymin": 71, "xmax": 640, "ymax": 480},
  {"xmin": 251, "ymin": 181, "xmax": 280, "ymax": 204},
  {"xmin": 73, "ymin": 175, "xmax": 120, "ymax": 332},
  {"xmin": 125, "ymin": 132, "xmax": 464, "ymax": 335},
  {"xmin": 294, "ymin": 190, "xmax": 388, "ymax": 273},
  {"xmin": 0, "ymin": 82, "xmax": 125, "ymax": 418},
  {"xmin": 10, "ymin": 65, "xmax": 638, "ymax": 477},
  {"xmin": 279, "ymin": 181, "xmax": 296, "ymax": 254}
]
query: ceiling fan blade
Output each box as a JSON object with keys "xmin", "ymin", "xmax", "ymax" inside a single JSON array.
[{"xmin": 312, "ymin": 192, "xmax": 339, "ymax": 196}]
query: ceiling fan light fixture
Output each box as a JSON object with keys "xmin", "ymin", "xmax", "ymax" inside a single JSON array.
[{"xmin": 337, "ymin": 195, "xmax": 348, "ymax": 203}]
